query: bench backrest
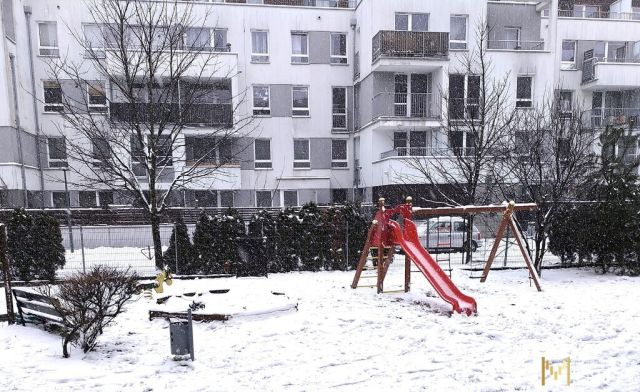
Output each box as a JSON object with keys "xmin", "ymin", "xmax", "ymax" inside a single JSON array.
[{"xmin": 12, "ymin": 288, "xmax": 63, "ymax": 324}]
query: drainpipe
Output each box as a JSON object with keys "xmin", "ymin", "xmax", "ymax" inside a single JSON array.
[
  {"xmin": 9, "ymin": 54, "xmax": 28, "ymax": 207},
  {"xmin": 24, "ymin": 6, "xmax": 46, "ymax": 209},
  {"xmin": 549, "ymin": 0, "xmax": 560, "ymax": 86}
]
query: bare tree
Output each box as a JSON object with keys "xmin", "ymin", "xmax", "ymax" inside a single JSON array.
[
  {"xmin": 495, "ymin": 93, "xmax": 598, "ymax": 273},
  {"xmin": 401, "ymin": 22, "xmax": 515, "ymax": 263},
  {"xmin": 46, "ymin": 0, "xmax": 255, "ymax": 268}
]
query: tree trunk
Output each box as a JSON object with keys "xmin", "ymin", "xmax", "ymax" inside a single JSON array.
[
  {"xmin": 63, "ymin": 334, "xmax": 72, "ymax": 358},
  {"xmin": 150, "ymin": 212, "xmax": 164, "ymax": 270}
]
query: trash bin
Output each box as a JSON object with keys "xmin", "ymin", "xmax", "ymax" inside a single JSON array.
[{"xmin": 170, "ymin": 319, "xmax": 190, "ymax": 356}]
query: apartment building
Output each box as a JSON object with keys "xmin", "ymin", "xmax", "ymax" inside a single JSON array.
[{"xmin": 0, "ymin": 0, "xmax": 639, "ymax": 209}]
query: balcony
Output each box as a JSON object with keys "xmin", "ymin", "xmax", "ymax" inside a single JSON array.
[
  {"xmin": 379, "ymin": 147, "xmax": 475, "ymax": 160},
  {"xmin": 110, "ymin": 103, "xmax": 233, "ymax": 128},
  {"xmin": 487, "ymin": 40, "xmax": 545, "ymax": 51},
  {"xmin": 582, "ymin": 57, "xmax": 640, "ymax": 89},
  {"xmin": 219, "ymin": 0, "xmax": 355, "ymax": 7},
  {"xmin": 556, "ymin": 9, "xmax": 640, "ymax": 21},
  {"xmin": 372, "ymin": 31, "xmax": 448, "ymax": 72},
  {"xmin": 372, "ymin": 93, "xmax": 440, "ymax": 122},
  {"xmin": 582, "ymin": 108, "xmax": 640, "ymax": 129}
]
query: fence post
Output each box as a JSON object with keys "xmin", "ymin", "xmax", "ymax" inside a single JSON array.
[
  {"xmin": 79, "ymin": 225, "xmax": 86, "ymax": 273},
  {"xmin": 0, "ymin": 224, "xmax": 15, "ymax": 324},
  {"xmin": 345, "ymin": 219, "xmax": 349, "ymax": 271},
  {"xmin": 174, "ymin": 223, "xmax": 179, "ymax": 274},
  {"xmin": 67, "ymin": 210, "xmax": 74, "ymax": 253}
]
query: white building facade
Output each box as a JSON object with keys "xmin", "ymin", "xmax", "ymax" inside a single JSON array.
[{"xmin": 0, "ymin": 0, "xmax": 638, "ymax": 209}]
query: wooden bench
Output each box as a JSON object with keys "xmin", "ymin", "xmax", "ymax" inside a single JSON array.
[{"xmin": 12, "ymin": 288, "xmax": 64, "ymax": 326}]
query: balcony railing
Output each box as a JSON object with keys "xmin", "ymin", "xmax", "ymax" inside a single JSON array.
[
  {"xmin": 372, "ymin": 31, "xmax": 449, "ymax": 62},
  {"xmin": 214, "ymin": 0, "xmax": 355, "ymax": 8},
  {"xmin": 110, "ymin": 103, "xmax": 233, "ymax": 127},
  {"xmin": 487, "ymin": 40, "xmax": 545, "ymax": 51},
  {"xmin": 372, "ymin": 92, "xmax": 441, "ymax": 121},
  {"xmin": 556, "ymin": 9, "xmax": 640, "ymax": 20},
  {"xmin": 582, "ymin": 57, "xmax": 640, "ymax": 83},
  {"xmin": 582, "ymin": 108, "xmax": 640, "ymax": 129},
  {"xmin": 380, "ymin": 147, "xmax": 476, "ymax": 159}
]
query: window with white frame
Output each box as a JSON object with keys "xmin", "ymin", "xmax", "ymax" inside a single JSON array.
[
  {"xmin": 283, "ymin": 190, "xmax": 298, "ymax": 207},
  {"xmin": 251, "ymin": 30, "xmax": 269, "ymax": 63},
  {"xmin": 83, "ymin": 24, "xmax": 105, "ymax": 58},
  {"xmin": 561, "ymin": 40, "xmax": 577, "ymax": 68},
  {"xmin": 43, "ymin": 81, "xmax": 63, "ymax": 112},
  {"xmin": 331, "ymin": 139, "xmax": 348, "ymax": 168},
  {"xmin": 220, "ymin": 190, "xmax": 234, "ymax": 207},
  {"xmin": 254, "ymin": 139, "xmax": 272, "ymax": 169},
  {"xmin": 293, "ymin": 139, "xmax": 310, "ymax": 168},
  {"xmin": 450, "ymin": 15, "xmax": 467, "ymax": 49},
  {"xmin": 88, "ymin": 82, "xmax": 107, "ymax": 113},
  {"xmin": 330, "ymin": 32, "xmax": 347, "ymax": 64},
  {"xmin": 52, "ymin": 192, "xmax": 68, "ymax": 208},
  {"xmin": 252, "ymin": 85, "xmax": 270, "ymax": 116},
  {"xmin": 98, "ymin": 191, "xmax": 113, "ymax": 207},
  {"xmin": 38, "ymin": 22, "xmax": 59, "ymax": 56},
  {"xmin": 47, "ymin": 137, "xmax": 68, "ymax": 167},
  {"xmin": 332, "ymin": 87, "xmax": 347, "ymax": 129},
  {"xmin": 92, "ymin": 137, "xmax": 110, "ymax": 166},
  {"xmin": 516, "ymin": 76, "xmax": 533, "ymax": 108},
  {"xmin": 395, "ymin": 13, "xmax": 428, "ymax": 31},
  {"xmin": 292, "ymin": 86, "xmax": 309, "ymax": 116},
  {"xmin": 504, "ymin": 27, "xmax": 521, "ymax": 49},
  {"xmin": 256, "ymin": 190, "xmax": 272, "ymax": 208},
  {"xmin": 79, "ymin": 191, "xmax": 97, "ymax": 208},
  {"xmin": 558, "ymin": 90, "xmax": 573, "ymax": 118},
  {"xmin": 291, "ymin": 32, "xmax": 309, "ymax": 63},
  {"xmin": 184, "ymin": 27, "xmax": 213, "ymax": 50}
]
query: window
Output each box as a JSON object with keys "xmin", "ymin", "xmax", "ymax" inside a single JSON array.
[
  {"xmin": 184, "ymin": 27, "xmax": 212, "ymax": 50},
  {"xmin": 504, "ymin": 27, "xmax": 521, "ymax": 49},
  {"xmin": 292, "ymin": 86, "xmax": 309, "ymax": 116},
  {"xmin": 79, "ymin": 191, "xmax": 97, "ymax": 208},
  {"xmin": 558, "ymin": 90, "xmax": 573, "ymax": 117},
  {"xmin": 157, "ymin": 135, "xmax": 173, "ymax": 167},
  {"xmin": 254, "ymin": 139, "xmax": 272, "ymax": 169},
  {"xmin": 332, "ymin": 189, "xmax": 347, "ymax": 204},
  {"xmin": 256, "ymin": 190, "xmax": 272, "ymax": 207},
  {"xmin": 44, "ymin": 81, "xmax": 63, "ymax": 112},
  {"xmin": 193, "ymin": 190, "xmax": 217, "ymax": 207},
  {"xmin": 450, "ymin": 15, "xmax": 467, "ymax": 49},
  {"xmin": 52, "ymin": 192, "xmax": 68, "ymax": 208},
  {"xmin": 516, "ymin": 76, "xmax": 533, "ymax": 108},
  {"xmin": 467, "ymin": 75, "xmax": 481, "ymax": 119},
  {"xmin": 291, "ymin": 32, "xmax": 309, "ymax": 63},
  {"xmin": 330, "ymin": 33, "xmax": 347, "ymax": 64},
  {"xmin": 331, "ymin": 139, "xmax": 348, "ymax": 168},
  {"xmin": 2, "ymin": 0, "xmax": 16, "ymax": 41},
  {"xmin": 252, "ymin": 85, "xmax": 270, "ymax": 116},
  {"xmin": 185, "ymin": 137, "xmax": 228, "ymax": 165},
  {"xmin": 220, "ymin": 190, "xmax": 234, "ymax": 207},
  {"xmin": 395, "ymin": 13, "xmax": 428, "ymax": 31},
  {"xmin": 88, "ymin": 82, "xmax": 107, "ymax": 112},
  {"xmin": 38, "ymin": 22, "xmax": 59, "ymax": 56},
  {"xmin": 293, "ymin": 139, "xmax": 310, "ymax": 168},
  {"xmin": 332, "ymin": 87, "xmax": 347, "ymax": 129},
  {"xmin": 98, "ymin": 191, "xmax": 113, "ymax": 207},
  {"xmin": 92, "ymin": 137, "xmax": 111, "ymax": 166},
  {"xmin": 283, "ymin": 190, "xmax": 298, "ymax": 207},
  {"xmin": 561, "ymin": 40, "xmax": 577, "ymax": 68},
  {"xmin": 48, "ymin": 137, "xmax": 68, "ymax": 167},
  {"xmin": 251, "ymin": 30, "xmax": 269, "ymax": 63},
  {"xmin": 84, "ymin": 24, "xmax": 105, "ymax": 58}
]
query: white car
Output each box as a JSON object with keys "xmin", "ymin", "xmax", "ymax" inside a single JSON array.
[{"xmin": 415, "ymin": 216, "xmax": 482, "ymax": 253}]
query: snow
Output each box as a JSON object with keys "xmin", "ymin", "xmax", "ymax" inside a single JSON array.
[{"xmin": 1, "ymin": 264, "xmax": 639, "ymax": 391}]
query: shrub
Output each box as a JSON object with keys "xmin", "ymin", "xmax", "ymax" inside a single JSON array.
[
  {"xmin": 39, "ymin": 266, "xmax": 138, "ymax": 358},
  {"xmin": 298, "ymin": 203, "xmax": 328, "ymax": 271},
  {"xmin": 163, "ymin": 217, "xmax": 195, "ymax": 275},
  {"xmin": 243, "ymin": 210, "xmax": 277, "ymax": 276},
  {"xmin": 31, "ymin": 212, "xmax": 66, "ymax": 281},
  {"xmin": 7, "ymin": 208, "xmax": 34, "ymax": 281},
  {"xmin": 192, "ymin": 212, "xmax": 217, "ymax": 274},
  {"xmin": 213, "ymin": 208, "xmax": 245, "ymax": 274},
  {"xmin": 275, "ymin": 208, "xmax": 300, "ymax": 272}
]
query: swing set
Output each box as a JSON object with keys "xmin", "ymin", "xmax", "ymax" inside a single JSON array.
[{"xmin": 351, "ymin": 197, "xmax": 541, "ymax": 315}]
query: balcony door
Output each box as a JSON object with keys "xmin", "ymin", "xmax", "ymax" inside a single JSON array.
[{"xmin": 394, "ymin": 73, "xmax": 432, "ymax": 117}]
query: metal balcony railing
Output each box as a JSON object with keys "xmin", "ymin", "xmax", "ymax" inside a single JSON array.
[
  {"xmin": 582, "ymin": 108, "xmax": 640, "ymax": 129},
  {"xmin": 557, "ymin": 9, "xmax": 640, "ymax": 20},
  {"xmin": 372, "ymin": 92, "xmax": 441, "ymax": 121},
  {"xmin": 110, "ymin": 103, "xmax": 233, "ymax": 127},
  {"xmin": 217, "ymin": 0, "xmax": 355, "ymax": 8},
  {"xmin": 487, "ymin": 40, "xmax": 545, "ymax": 51},
  {"xmin": 379, "ymin": 147, "xmax": 476, "ymax": 159},
  {"xmin": 372, "ymin": 31, "xmax": 449, "ymax": 62}
]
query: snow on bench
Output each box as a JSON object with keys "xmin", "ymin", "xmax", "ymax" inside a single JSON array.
[{"xmin": 12, "ymin": 288, "xmax": 64, "ymax": 326}]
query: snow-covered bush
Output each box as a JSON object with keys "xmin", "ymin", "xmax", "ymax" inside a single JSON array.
[
  {"xmin": 298, "ymin": 203, "xmax": 328, "ymax": 271},
  {"xmin": 275, "ymin": 208, "xmax": 300, "ymax": 272},
  {"xmin": 193, "ymin": 212, "xmax": 217, "ymax": 274},
  {"xmin": 163, "ymin": 217, "xmax": 196, "ymax": 274},
  {"xmin": 7, "ymin": 208, "xmax": 34, "ymax": 280},
  {"xmin": 39, "ymin": 266, "xmax": 138, "ymax": 358},
  {"xmin": 243, "ymin": 210, "xmax": 276, "ymax": 276},
  {"xmin": 213, "ymin": 208, "xmax": 245, "ymax": 274}
]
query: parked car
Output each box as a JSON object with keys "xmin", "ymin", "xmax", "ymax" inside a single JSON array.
[{"xmin": 415, "ymin": 216, "xmax": 482, "ymax": 253}]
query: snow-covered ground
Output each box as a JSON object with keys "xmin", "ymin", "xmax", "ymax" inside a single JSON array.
[{"xmin": 1, "ymin": 263, "xmax": 638, "ymax": 391}]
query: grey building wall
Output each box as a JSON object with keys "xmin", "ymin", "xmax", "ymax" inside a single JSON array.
[
  {"xmin": 0, "ymin": 126, "xmax": 40, "ymax": 166},
  {"xmin": 233, "ymin": 137, "xmax": 255, "ymax": 170},
  {"xmin": 309, "ymin": 32, "xmax": 330, "ymax": 64},
  {"xmin": 310, "ymin": 138, "xmax": 331, "ymax": 169},
  {"xmin": 270, "ymin": 84, "xmax": 293, "ymax": 117},
  {"xmin": 487, "ymin": 3, "xmax": 542, "ymax": 43}
]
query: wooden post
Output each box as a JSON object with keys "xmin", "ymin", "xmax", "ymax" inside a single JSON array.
[
  {"xmin": 350, "ymin": 222, "xmax": 376, "ymax": 289},
  {"xmin": 480, "ymin": 202, "xmax": 514, "ymax": 283},
  {"xmin": 404, "ymin": 254, "xmax": 411, "ymax": 292},
  {"xmin": 0, "ymin": 224, "xmax": 15, "ymax": 324},
  {"xmin": 508, "ymin": 217, "xmax": 542, "ymax": 292}
]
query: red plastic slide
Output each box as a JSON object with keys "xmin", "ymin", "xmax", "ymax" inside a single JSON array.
[{"xmin": 389, "ymin": 219, "xmax": 477, "ymax": 315}]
